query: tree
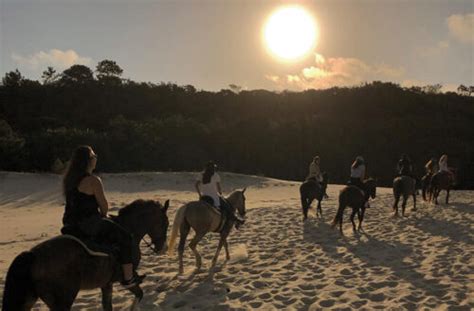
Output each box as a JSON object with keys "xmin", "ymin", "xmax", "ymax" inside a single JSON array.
[
  {"xmin": 59, "ymin": 65, "xmax": 94, "ymax": 85},
  {"xmin": 96, "ymin": 59, "xmax": 123, "ymax": 85},
  {"xmin": 422, "ymin": 84, "xmax": 442, "ymax": 94},
  {"xmin": 2, "ymin": 69, "xmax": 24, "ymax": 87},
  {"xmin": 229, "ymin": 84, "xmax": 242, "ymax": 93},
  {"xmin": 41, "ymin": 67, "xmax": 60, "ymax": 85},
  {"xmin": 457, "ymin": 84, "xmax": 469, "ymax": 96}
]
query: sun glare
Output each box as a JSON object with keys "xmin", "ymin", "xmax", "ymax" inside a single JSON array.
[{"xmin": 263, "ymin": 6, "xmax": 318, "ymax": 61}]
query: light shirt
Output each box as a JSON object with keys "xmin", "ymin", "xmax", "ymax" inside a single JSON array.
[
  {"xmin": 351, "ymin": 164, "xmax": 366, "ymax": 179},
  {"xmin": 308, "ymin": 162, "xmax": 322, "ymax": 181},
  {"xmin": 439, "ymin": 159, "xmax": 449, "ymax": 172},
  {"xmin": 198, "ymin": 173, "xmax": 221, "ymax": 207}
]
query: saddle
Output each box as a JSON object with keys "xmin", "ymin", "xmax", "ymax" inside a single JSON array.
[
  {"xmin": 61, "ymin": 225, "xmax": 118, "ymax": 258},
  {"xmin": 199, "ymin": 196, "xmax": 228, "ymax": 232}
]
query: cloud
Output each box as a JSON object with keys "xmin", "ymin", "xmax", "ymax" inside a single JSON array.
[
  {"xmin": 266, "ymin": 53, "xmax": 405, "ymax": 90},
  {"xmin": 447, "ymin": 13, "xmax": 474, "ymax": 43},
  {"xmin": 11, "ymin": 49, "xmax": 92, "ymax": 71}
]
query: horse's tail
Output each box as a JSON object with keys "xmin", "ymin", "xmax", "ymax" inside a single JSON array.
[
  {"xmin": 2, "ymin": 251, "xmax": 37, "ymax": 311},
  {"xmin": 331, "ymin": 197, "xmax": 345, "ymax": 228},
  {"xmin": 167, "ymin": 205, "xmax": 187, "ymax": 256}
]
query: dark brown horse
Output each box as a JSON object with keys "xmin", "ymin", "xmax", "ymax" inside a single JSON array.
[
  {"xmin": 2, "ymin": 199, "xmax": 169, "ymax": 311},
  {"xmin": 299, "ymin": 173, "xmax": 329, "ymax": 220},
  {"xmin": 331, "ymin": 179, "xmax": 376, "ymax": 235},
  {"xmin": 167, "ymin": 189, "xmax": 246, "ymax": 274},
  {"xmin": 421, "ymin": 173, "xmax": 433, "ymax": 201},
  {"xmin": 392, "ymin": 176, "xmax": 416, "ymax": 217},
  {"xmin": 429, "ymin": 171, "xmax": 455, "ymax": 204}
]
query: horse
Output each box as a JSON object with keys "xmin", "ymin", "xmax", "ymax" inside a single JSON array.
[
  {"xmin": 429, "ymin": 171, "xmax": 455, "ymax": 204},
  {"xmin": 392, "ymin": 176, "xmax": 416, "ymax": 217},
  {"xmin": 2, "ymin": 199, "xmax": 169, "ymax": 311},
  {"xmin": 421, "ymin": 173, "xmax": 433, "ymax": 201},
  {"xmin": 331, "ymin": 179, "xmax": 376, "ymax": 235},
  {"xmin": 167, "ymin": 189, "xmax": 246, "ymax": 274},
  {"xmin": 299, "ymin": 172, "xmax": 329, "ymax": 220}
]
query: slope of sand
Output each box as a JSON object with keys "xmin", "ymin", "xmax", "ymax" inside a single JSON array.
[{"xmin": 0, "ymin": 171, "xmax": 473, "ymax": 310}]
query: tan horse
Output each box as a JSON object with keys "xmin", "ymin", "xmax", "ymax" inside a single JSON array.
[{"xmin": 168, "ymin": 189, "xmax": 246, "ymax": 274}]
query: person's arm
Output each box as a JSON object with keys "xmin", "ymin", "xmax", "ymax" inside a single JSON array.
[
  {"xmin": 217, "ymin": 182, "xmax": 223, "ymax": 195},
  {"xmin": 195, "ymin": 180, "xmax": 201, "ymax": 197},
  {"xmin": 91, "ymin": 176, "xmax": 108, "ymax": 217},
  {"xmin": 361, "ymin": 166, "xmax": 366, "ymax": 180}
]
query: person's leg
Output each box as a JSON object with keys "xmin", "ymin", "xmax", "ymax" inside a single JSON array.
[{"xmin": 98, "ymin": 219, "xmax": 135, "ymax": 285}]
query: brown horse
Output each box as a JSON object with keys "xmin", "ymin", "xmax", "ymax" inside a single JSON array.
[
  {"xmin": 167, "ymin": 189, "xmax": 246, "ymax": 274},
  {"xmin": 299, "ymin": 172, "xmax": 329, "ymax": 220},
  {"xmin": 2, "ymin": 199, "xmax": 169, "ymax": 311},
  {"xmin": 429, "ymin": 171, "xmax": 455, "ymax": 204},
  {"xmin": 421, "ymin": 173, "xmax": 433, "ymax": 201},
  {"xmin": 393, "ymin": 176, "xmax": 416, "ymax": 217},
  {"xmin": 331, "ymin": 179, "xmax": 376, "ymax": 235}
]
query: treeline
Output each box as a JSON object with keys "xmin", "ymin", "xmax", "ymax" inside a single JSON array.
[{"xmin": 1, "ymin": 60, "xmax": 474, "ymax": 189}]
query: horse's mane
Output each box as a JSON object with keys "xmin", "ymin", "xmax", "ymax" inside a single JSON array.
[{"xmin": 118, "ymin": 199, "xmax": 158, "ymax": 218}]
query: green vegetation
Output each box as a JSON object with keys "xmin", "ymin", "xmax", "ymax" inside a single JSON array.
[{"xmin": 1, "ymin": 61, "xmax": 473, "ymax": 188}]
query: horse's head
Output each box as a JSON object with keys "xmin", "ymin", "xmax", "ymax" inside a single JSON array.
[
  {"xmin": 118, "ymin": 199, "xmax": 170, "ymax": 254},
  {"xmin": 364, "ymin": 178, "xmax": 377, "ymax": 199},
  {"xmin": 227, "ymin": 187, "xmax": 247, "ymax": 218},
  {"xmin": 147, "ymin": 199, "xmax": 170, "ymax": 254}
]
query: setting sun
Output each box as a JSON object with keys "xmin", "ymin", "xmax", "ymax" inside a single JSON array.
[{"xmin": 263, "ymin": 6, "xmax": 318, "ymax": 61}]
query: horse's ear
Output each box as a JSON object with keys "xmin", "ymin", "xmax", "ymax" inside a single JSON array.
[
  {"xmin": 242, "ymin": 187, "xmax": 247, "ymax": 194},
  {"xmin": 162, "ymin": 200, "xmax": 170, "ymax": 213}
]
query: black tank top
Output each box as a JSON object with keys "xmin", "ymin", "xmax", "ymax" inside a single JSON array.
[{"xmin": 63, "ymin": 177, "xmax": 101, "ymax": 226}]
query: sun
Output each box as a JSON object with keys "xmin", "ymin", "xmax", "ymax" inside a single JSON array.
[{"xmin": 263, "ymin": 6, "xmax": 318, "ymax": 61}]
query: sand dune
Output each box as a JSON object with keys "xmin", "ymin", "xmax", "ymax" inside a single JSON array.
[{"xmin": 0, "ymin": 171, "xmax": 473, "ymax": 310}]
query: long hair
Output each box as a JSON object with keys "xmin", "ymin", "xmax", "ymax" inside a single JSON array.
[
  {"xmin": 439, "ymin": 154, "xmax": 448, "ymax": 165},
  {"xmin": 202, "ymin": 161, "xmax": 216, "ymax": 184},
  {"xmin": 351, "ymin": 156, "xmax": 364, "ymax": 169},
  {"xmin": 63, "ymin": 145, "xmax": 92, "ymax": 197}
]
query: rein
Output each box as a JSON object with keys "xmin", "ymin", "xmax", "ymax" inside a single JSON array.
[{"xmin": 141, "ymin": 236, "xmax": 161, "ymax": 254}]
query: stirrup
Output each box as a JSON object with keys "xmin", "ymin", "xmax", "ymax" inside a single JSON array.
[{"xmin": 121, "ymin": 275, "xmax": 141, "ymax": 289}]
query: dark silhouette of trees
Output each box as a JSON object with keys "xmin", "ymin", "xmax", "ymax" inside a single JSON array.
[
  {"xmin": 96, "ymin": 59, "xmax": 123, "ymax": 85},
  {"xmin": 1, "ymin": 65, "xmax": 473, "ymax": 189},
  {"xmin": 2, "ymin": 69, "xmax": 24, "ymax": 87},
  {"xmin": 59, "ymin": 64, "xmax": 94, "ymax": 85},
  {"xmin": 41, "ymin": 67, "xmax": 60, "ymax": 85}
]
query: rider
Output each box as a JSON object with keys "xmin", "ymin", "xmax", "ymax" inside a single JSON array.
[
  {"xmin": 62, "ymin": 145, "xmax": 139, "ymax": 288},
  {"xmin": 425, "ymin": 157, "xmax": 439, "ymax": 175},
  {"xmin": 195, "ymin": 161, "xmax": 244, "ymax": 228},
  {"xmin": 438, "ymin": 154, "xmax": 454, "ymax": 182},
  {"xmin": 350, "ymin": 156, "xmax": 370, "ymax": 207},
  {"xmin": 397, "ymin": 154, "xmax": 414, "ymax": 177},
  {"xmin": 307, "ymin": 156, "xmax": 328, "ymax": 198}
]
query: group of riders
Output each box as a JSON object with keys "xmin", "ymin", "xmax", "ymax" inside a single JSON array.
[
  {"xmin": 60, "ymin": 145, "xmax": 455, "ymax": 291},
  {"xmin": 305, "ymin": 153, "xmax": 455, "ymax": 202},
  {"xmin": 61, "ymin": 145, "xmax": 243, "ymax": 290}
]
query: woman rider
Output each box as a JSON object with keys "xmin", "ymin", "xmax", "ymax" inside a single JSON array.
[
  {"xmin": 195, "ymin": 161, "xmax": 244, "ymax": 228},
  {"xmin": 62, "ymin": 145, "xmax": 138, "ymax": 288},
  {"xmin": 350, "ymin": 156, "xmax": 370, "ymax": 208}
]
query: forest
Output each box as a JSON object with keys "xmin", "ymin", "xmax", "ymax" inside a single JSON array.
[{"xmin": 1, "ymin": 60, "xmax": 473, "ymax": 189}]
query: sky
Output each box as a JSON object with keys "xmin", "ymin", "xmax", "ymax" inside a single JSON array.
[{"xmin": 1, "ymin": 0, "xmax": 473, "ymax": 91}]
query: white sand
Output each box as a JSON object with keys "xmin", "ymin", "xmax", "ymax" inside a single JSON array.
[{"xmin": 0, "ymin": 171, "xmax": 473, "ymax": 310}]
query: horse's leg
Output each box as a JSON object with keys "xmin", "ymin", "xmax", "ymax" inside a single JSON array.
[
  {"xmin": 223, "ymin": 239, "xmax": 230, "ymax": 260},
  {"xmin": 393, "ymin": 194, "xmax": 400, "ymax": 217},
  {"xmin": 358, "ymin": 206, "xmax": 366, "ymax": 231},
  {"xmin": 189, "ymin": 231, "xmax": 206, "ymax": 271},
  {"xmin": 43, "ymin": 286, "xmax": 78, "ymax": 311},
  {"xmin": 101, "ymin": 283, "xmax": 113, "ymax": 311},
  {"xmin": 211, "ymin": 234, "xmax": 226, "ymax": 267},
  {"xmin": 350, "ymin": 208, "xmax": 357, "ymax": 232},
  {"xmin": 402, "ymin": 195, "xmax": 408, "ymax": 217},
  {"xmin": 412, "ymin": 193, "xmax": 417, "ymax": 211},
  {"xmin": 446, "ymin": 189, "xmax": 450, "ymax": 204},
  {"xmin": 434, "ymin": 188, "xmax": 439, "ymax": 205},
  {"xmin": 178, "ymin": 220, "xmax": 191, "ymax": 274},
  {"xmin": 317, "ymin": 199, "xmax": 323, "ymax": 219}
]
